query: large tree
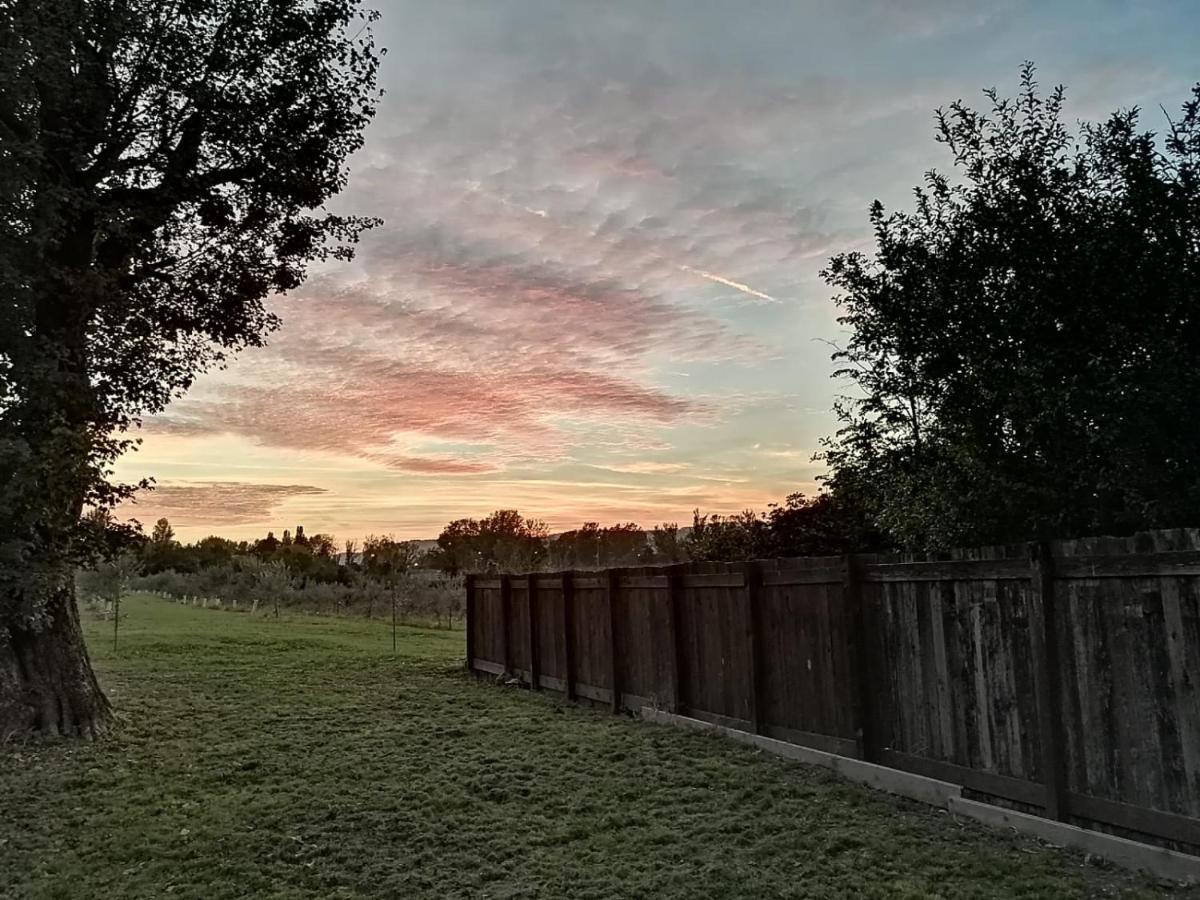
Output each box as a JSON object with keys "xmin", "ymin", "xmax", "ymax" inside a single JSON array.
[
  {"xmin": 821, "ymin": 64, "xmax": 1200, "ymax": 550},
  {"xmin": 0, "ymin": 0, "xmax": 381, "ymax": 740}
]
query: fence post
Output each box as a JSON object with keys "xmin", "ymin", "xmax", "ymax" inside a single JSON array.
[
  {"xmin": 1030, "ymin": 541, "xmax": 1068, "ymax": 821},
  {"xmin": 845, "ymin": 553, "xmax": 878, "ymax": 762},
  {"xmin": 527, "ymin": 573, "xmax": 540, "ymax": 690},
  {"xmin": 607, "ymin": 567, "xmax": 621, "ymax": 713},
  {"xmin": 561, "ymin": 571, "xmax": 576, "ymax": 701},
  {"xmin": 464, "ymin": 573, "xmax": 476, "ymax": 672},
  {"xmin": 500, "ymin": 574, "xmax": 513, "ymax": 676},
  {"xmin": 745, "ymin": 561, "xmax": 764, "ymax": 734},
  {"xmin": 665, "ymin": 565, "xmax": 685, "ymax": 713}
]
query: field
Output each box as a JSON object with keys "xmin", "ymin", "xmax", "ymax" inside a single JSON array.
[{"xmin": 0, "ymin": 596, "xmax": 1194, "ymax": 899}]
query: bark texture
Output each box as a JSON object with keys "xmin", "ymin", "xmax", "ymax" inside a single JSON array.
[{"xmin": 0, "ymin": 589, "xmax": 111, "ymax": 742}]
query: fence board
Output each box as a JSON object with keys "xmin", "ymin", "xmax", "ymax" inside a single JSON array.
[
  {"xmin": 535, "ymin": 579, "xmax": 565, "ymax": 681},
  {"xmin": 571, "ymin": 577, "xmax": 609, "ymax": 693}
]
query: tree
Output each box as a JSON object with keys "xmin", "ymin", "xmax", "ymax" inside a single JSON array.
[
  {"xmin": 765, "ymin": 493, "xmax": 889, "ymax": 558},
  {"xmin": 685, "ymin": 509, "xmax": 768, "ymax": 562},
  {"xmin": 647, "ymin": 523, "xmax": 686, "ymax": 564},
  {"xmin": 150, "ymin": 518, "xmax": 174, "ymax": 546},
  {"xmin": 306, "ymin": 533, "xmax": 335, "ymax": 559},
  {"xmin": 821, "ymin": 64, "xmax": 1200, "ymax": 550},
  {"xmin": 77, "ymin": 550, "xmax": 142, "ymax": 650},
  {"xmin": 432, "ymin": 518, "xmax": 481, "ymax": 575},
  {"xmin": 362, "ymin": 535, "xmax": 420, "ymax": 651},
  {"xmin": 254, "ymin": 531, "xmax": 281, "ymax": 557},
  {"xmin": 430, "ymin": 511, "xmax": 549, "ymax": 574},
  {"xmin": 0, "ymin": 1, "xmax": 381, "ymax": 740},
  {"xmin": 247, "ymin": 558, "xmax": 292, "ymax": 618}
]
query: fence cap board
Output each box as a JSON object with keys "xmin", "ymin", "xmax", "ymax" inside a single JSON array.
[
  {"xmin": 1055, "ymin": 550, "xmax": 1200, "ymax": 580},
  {"xmin": 475, "ymin": 578, "xmax": 503, "ymax": 590},
  {"xmin": 571, "ymin": 576, "xmax": 604, "ymax": 590},
  {"xmin": 762, "ymin": 568, "xmax": 844, "ymax": 587},
  {"xmin": 681, "ymin": 573, "xmax": 745, "ymax": 588},
  {"xmin": 862, "ymin": 557, "xmax": 1031, "ymax": 583},
  {"xmin": 621, "ymin": 575, "xmax": 669, "ymax": 590}
]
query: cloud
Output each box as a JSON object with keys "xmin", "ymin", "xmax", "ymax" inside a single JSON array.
[
  {"xmin": 120, "ymin": 483, "xmax": 327, "ymax": 528},
  {"xmin": 145, "ymin": 22, "xmax": 879, "ymax": 474},
  {"xmin": 595, "ymin": 461, "xmax": 692, "ymax": 475}
]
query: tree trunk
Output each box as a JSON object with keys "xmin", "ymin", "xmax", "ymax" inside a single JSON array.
[{"xmin": 0, "ymin": 587, "xmax": 111, "ymax": 742}]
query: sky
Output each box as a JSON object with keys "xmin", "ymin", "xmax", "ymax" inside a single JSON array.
[{"xmin": 115, "ymin": 0, "xmax": 1200, "ymax": 543}]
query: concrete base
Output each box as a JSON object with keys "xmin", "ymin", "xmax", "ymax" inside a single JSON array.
[
  {"xmin": 640, "ymin": 707, "xmax": 1200, "ymax": 885},
  {"xmin": 949, "ymin": 797, "xmax": 1200, "ymax": 885}
]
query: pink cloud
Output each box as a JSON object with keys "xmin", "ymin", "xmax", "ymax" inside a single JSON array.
[{"xmin": 120, "ymin": 482, "xmax": 327, "ymax": 528}]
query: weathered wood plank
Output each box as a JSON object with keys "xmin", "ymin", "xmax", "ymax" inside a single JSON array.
[
  {"xmin": 1055, "ymin": 551, "xmax": 1200, "ymax": 579},
  {"xmin": 862, "ymin": 558, "xmax": 1031, "ymax": 583},
  {"xmin": 622, "ymin": 575, "xmax": 669, "ymax": 590},
  {"xmin": 681, "ymin": 573, "xmax": 746, "ymax": 589},
  {"xmin": 1030, "ymin": 542, "xmax": 1068, "ymax": 820},
  {"xmin": 526, "ymin": 573, "xmax": 540, "ymax": 691},
  {"xmin": 607, "ymin": 567, "xmax": 621, "ymax": 714},
  {"xmin": 745, "ymin": 562, "xmax": 763, "ymax": 734},
  {"xmin": 878, "ymin": 749, "xmax": 1044, "ymax": 807},
  {"xmin": 762, "ymin": 568, "xmax": 843, "ymax": 587},
  {"xmin": 1066, "ymin": 792, "xmax": 1200, "ymax": 847},
  {"xmin": 500, "ymin": 575, "xmax": 513, "ymax": 674},
  {"xmin": 1162, "ymin": 578, "xmax": 1200, "ymax": 816},
  {"xmin": 665, "ymin": 567, "xmax": 684, "ymax": 712},
  {"xmin": 561, "ymin": 572, "xmax": 575, "ymax": 701},
  {"xmin": 845, "ymin": 554, "xmax": 878, "ymax": 762},
  {"xmin": 929, "ymin": 581, "xmax": 955, "ymax": 761},
  {"xmin": 464, "ymin": 573, "xmax": 476, "ymax": 670}
]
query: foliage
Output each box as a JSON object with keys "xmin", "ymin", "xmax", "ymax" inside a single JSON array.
[
  {"xmin": 0, "ymin": 0, "xmax": 381, "ymax": 631},
  {"xmin": 137, "ymin": 520, "xmax": 340, "ymax": 581},
  {"xmin": 0, "ymin": 595, "xmax": 1178, "ymax": 899},
  {"xmin": 821, "ymin": 64, "xmax": 1200, "ymax": 550},
  {"xmin": 647, "ymin": 522, "xmax": 687, "ymax": 564},
  {"xmin": 422, "ymin": 495, "xmax": 885, "ymax": 572},
  {"xmin": 685, "ymin": 510, "xmax": 768, "ymax": 562},
  {"xmin": 547, "ymin": 522, "xmax": 648, "ymax": 570},
  {"xmin": 430, "ymin": 510, "xmax": 550, "ymax": 574},
  {"xmin": 764, "ymin": 492, "xmax": 890, "ymax": 558},
  {"xmin": 684, "ymin": 493, "xmax": 888, "ymax": 562},
  {"xmin": 361, "ymin": 535, "xmax": 422, "ymax": 583},
  {"xmin": 76, "ymin": 550, "xmax": 142, "ymax": 611}
]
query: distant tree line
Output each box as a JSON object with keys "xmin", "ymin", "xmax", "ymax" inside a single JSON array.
[{"xmin": 423, "ymin": 491, "xmax": 888, "ymax": 573}]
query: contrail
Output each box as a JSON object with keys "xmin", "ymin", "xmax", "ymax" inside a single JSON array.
[{"xmin": 678, "ymin": 264, "xmax": 779, "ymax": 303}]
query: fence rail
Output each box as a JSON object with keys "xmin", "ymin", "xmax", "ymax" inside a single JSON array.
[{"xmin": 465, "ymin": 530, "xmax": 1200, "ymax": 853}]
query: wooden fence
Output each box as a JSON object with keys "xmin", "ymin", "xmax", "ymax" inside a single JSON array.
[{"xmin": 465, "ymin": 530, "xmax": 1200, "ymax": 853}]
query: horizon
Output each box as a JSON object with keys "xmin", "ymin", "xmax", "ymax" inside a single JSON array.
[{"xmin": 112, "ymin": 0, "xmax": 1200, "ymax": 544}]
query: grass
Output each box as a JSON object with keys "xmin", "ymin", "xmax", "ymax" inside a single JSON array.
[{"xmin": 0, "ymin": 595, "xmax": 1194, "ymax": 899}]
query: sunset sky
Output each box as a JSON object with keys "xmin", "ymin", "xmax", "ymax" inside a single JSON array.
[{"xmin": 116, "ymin": 0, "xmax": 1200, "ymax": 543}]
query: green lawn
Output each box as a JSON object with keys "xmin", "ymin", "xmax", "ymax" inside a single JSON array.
[{"xmin": 1, "ymin": 595, "xmax": 1193, "ymax": 899}]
